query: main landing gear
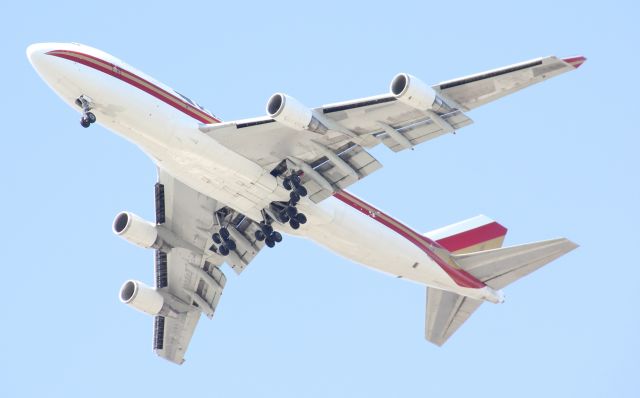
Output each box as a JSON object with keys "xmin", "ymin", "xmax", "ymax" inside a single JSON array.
[
  {"xmin": 210, "ymin": 226, "xmax": 237, "ymax": 257},
  {"xmin": 75, "ymin": 95, "xmax": 96, "ymax": 128},
  {"xmin": 253, "ymin": 221, "xmax": 283, "ymax": 248},
  {"xmin": 278, "ymin": 171, "xmax": 308, "ymax": 230}
]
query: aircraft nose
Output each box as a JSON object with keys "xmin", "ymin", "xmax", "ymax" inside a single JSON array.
[{"xmin": 26, "ymin": 43, "xmax": 53, "ymax": 70}]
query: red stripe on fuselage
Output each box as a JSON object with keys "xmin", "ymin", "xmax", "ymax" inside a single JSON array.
[
  {"xmin": 46, "ymin": 50, "xmax": 221, "ymax": 124},
  {"xmin": 333, "ymin": 191, "xmax": 485, "ymax": 289},
  {"xmin": 436, "ymin": 221, "xmax": 507, "ymax": 253}
]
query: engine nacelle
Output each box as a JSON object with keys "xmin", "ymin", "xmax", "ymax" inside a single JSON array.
[
  {"xmin": 266, "ymin": 93, "xmax": 327, "ymax": 133},
  {"xmin": 119, "ymin": 280, "xmax": 165, "ymax": 316},
  {"xmin": 390, "ymin": 73, "xmax": 451, "ymax": 113},
  {"xmin": 112, "ymin": 211, "xmax": 158, "ymax": 249}
]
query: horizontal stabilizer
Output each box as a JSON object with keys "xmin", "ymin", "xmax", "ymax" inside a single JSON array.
[
  {"xmin": 425, "ymin": 288, "xmax": 482, "ymax": 346},
  {"xmin": 452, "ymin": 238, "xmax": 578, "ymax": 289},
  {"xmin": 425, "ymin": 237, "xmax": 577, "ymax": 346}
]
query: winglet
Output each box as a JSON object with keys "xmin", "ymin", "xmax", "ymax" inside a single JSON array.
[{"xmin": 562, "ymin": 56, "xmax": 587, "ymax": 69}]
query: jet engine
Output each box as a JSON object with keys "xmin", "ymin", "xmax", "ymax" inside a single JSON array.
[
  {"xmin": 119, "ymin": 280, "xmax": 165, "ymax": 316},
  {"xmin": 266, "ymin": 93, "xmax": 327, "ymax": 133},
  {"xmin": 112, "ymin": 211, "xmax": 159, "ymax": 249},
  {"xmin": 389, "ymin": 73, "xmax": 452, "ymax": 113}
]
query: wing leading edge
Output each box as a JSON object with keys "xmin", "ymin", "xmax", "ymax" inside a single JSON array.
[{"xmin": 435, "ymin": 55, "xmax": 586, "ymax": 111}]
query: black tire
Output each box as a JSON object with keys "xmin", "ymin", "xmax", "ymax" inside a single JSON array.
[
  {"xmin": 87, "ymin": 112, "xmax": 96, "ymax": 123},
  {"xmin": 219, "ymin": 227, "xmax": 230, "ymax": 240},
  {"xmin": 212, "ymin": 233, "xmax": 222, "ymax": 244},
  {"xmin": 80, "ymin": 117, "xmax": 91, "ymax": 128},
  {"xmin": 289, "ymin": 219, "xmax": 300, "ymax": 230},
  {"xmin": 255, "ymin": 230, "xmax": 266, "ymax": 241},
  {"xmin": 218, "ymin": 245, "xmax": 230, "ymax": 256},
  {"xmin": 286, "ymin": 206, "xmax": 298, "ymax": 217},
  {"xmin": 279, "ymin": 212, "xmax": 290, "ymax": 223},
  {"xmin": 289, "ymin": 191, "xmax": 300, "ymax": 204},
  {"xmin": 290, "ymin": 174, "xmax": 301, "ymax": 185},
  {"xmin": 262, "ymin": 224, "xmax": 273, "ymax": 235},
  {"xmin": 271, "ymin": 231, "xmax": 283, "ymax": 243},
  {"xmin": 265, "ymin": 238, "xmax": 275, "ymax": 248},
  {"xmin": 224, "ymin": 238, "xmax": 236, "ymax": 251},
  {"xmin": 295, "ymin": 185, "xmax": 308, "ymax": 197},
  {"xmin": 283, "ymin": 178, "xmax": 292, "ymax": 191},
  {"xmin": 296, "ymin": 213, "xmax": 307, "ymax": 224}
]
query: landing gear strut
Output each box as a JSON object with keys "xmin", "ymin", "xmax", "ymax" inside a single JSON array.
[{"xmin": 76, "ymin": 95, "xmax": 96, "ymax": 128}]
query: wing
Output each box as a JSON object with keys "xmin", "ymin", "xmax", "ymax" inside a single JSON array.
[
  {"xmin": 201, "ymin": 96, "xmax": 471, "ymax": 202},
  {"xmin": 435, "ymin": 55, "xmax": 586, "ymax": 111},
  {"xmin": 425, "ymin": 288, "xmax": 483, "ymax": 346},
  {"xmin": 151, "ymin": 169, "xmax": 267, "ymax": 364},
  {"xmin": 200, "ymin": 56, "xmax": 583, "ymax": 202}
]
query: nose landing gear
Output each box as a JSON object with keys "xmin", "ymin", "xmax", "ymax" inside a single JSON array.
[{"xmin": 75, "ymin": 95, "xmax": 96, "ymax": 128}]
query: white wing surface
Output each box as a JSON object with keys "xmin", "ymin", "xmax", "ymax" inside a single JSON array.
[
  {"xmin": 151, "ymin": 169, "xmax": 267, "ymax": 364},
  {"xmin": 435, "ymin": 56, "xmax": 585, "ymax": 110}
]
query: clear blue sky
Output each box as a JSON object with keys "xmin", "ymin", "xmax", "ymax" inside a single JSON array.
[{"xmin": 2, "ymin": 1, "xmax": 638, "ymax": 397}]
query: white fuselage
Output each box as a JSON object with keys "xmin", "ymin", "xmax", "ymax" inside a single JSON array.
[{"xmin": 27, "ymin": 42, "xmax": 499, "ymax": 302}]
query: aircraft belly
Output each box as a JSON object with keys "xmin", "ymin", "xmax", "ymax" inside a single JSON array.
[
  {"xmin": 289, "ymin": 197, "xmax": 454, "ymax": 288},
  {"xmin": 36, "ymin": 49, "xmax": 484, "ymax": 292}
]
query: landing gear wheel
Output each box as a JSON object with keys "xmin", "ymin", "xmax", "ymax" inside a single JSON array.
[
  {"xmin": 289, "ymin": 191, "xmax": 300, "ymax": 204},
  {"xmin": 283, "ymin": 178, "xmax": 293, "ymax": 191},
  {"xmin": 279, "ymin": 212, "xmax": 290, "ymax": 223},
  {"xmin": 218, "ymin": 245, "xmax": 230, "ymax": 256},
  {"xmin": 80, "ymin": 117, "xmax": 91, "ymax": 128},
  {"xmin": 219, "ymin": 227, "xmax": 230, "ymax": 240},
  {"xmin": 259, "ymin": 223, "xmax": 273, "ymax": 235},
  {"xmin": 86, "ymin": 112, "xmax": 96, "ymax": 124},
  {"xmin": 295, "ymin": 185, "xmax": 308, "ymax": 197},
  {"xmin": 289, "ymin": 219, "xmax": 300, "ymax": 230},
  {"xmin": 286, "ymin": 206, "xmax": 298, "ymax": 217},
  {"xmin": 295, "ymin": 213, "xmax": 307, "ymax": 224},
  {"xmin": 271, "ymin": 231, "xmax": 283, "ymax": 243},
  {"xmin": 290, "ymin": 174, "xmax": 301, "ymax": 185},
  {"xmin": 212, "ymin": 233, "xmax": 222, "ymax": 244},
  {"xmin": 265, "ymin": 238, "xmax": 275, "ymax": 248},
  {"xmin": 255, "ymin": 230, "xmax": 266, "ymax": 241},
  {"xmin": 224, "ymin": 238, "xmax": 236, "ymax": 251}
]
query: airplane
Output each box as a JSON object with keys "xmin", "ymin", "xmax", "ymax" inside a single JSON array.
[{"xmin": 27, "ymin": 42, "xmax": 584, "ymax": 365}]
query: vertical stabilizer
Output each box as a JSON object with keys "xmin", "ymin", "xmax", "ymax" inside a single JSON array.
[{"xmin": 425, "ymin": 215, "xmax": 507, "ymax": 254}]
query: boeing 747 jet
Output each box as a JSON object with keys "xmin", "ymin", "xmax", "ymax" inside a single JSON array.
[{"xmin": 28, "ymin": 42, "xmax": 584, "ymax": 364}]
